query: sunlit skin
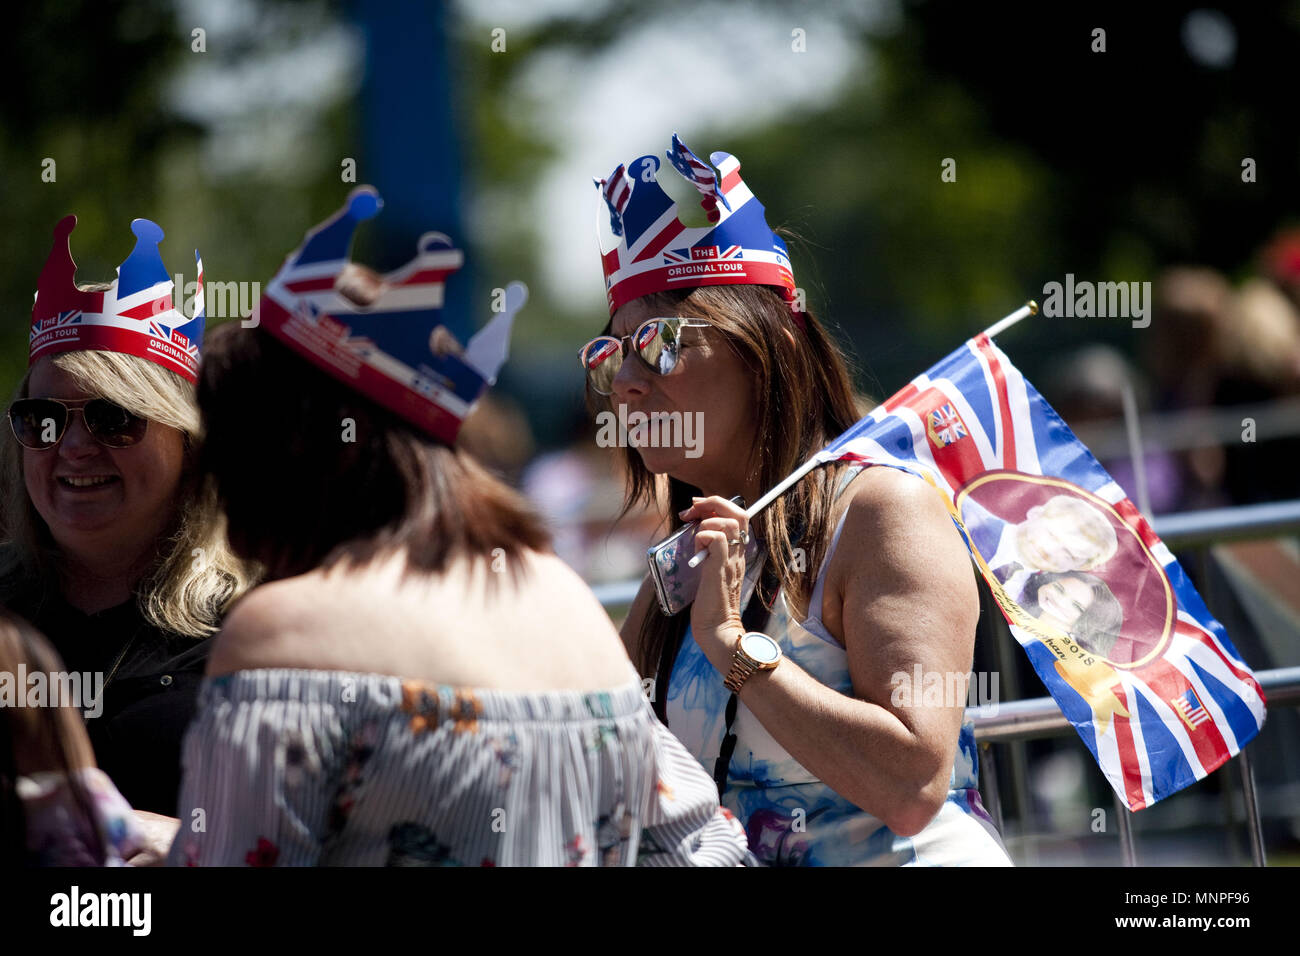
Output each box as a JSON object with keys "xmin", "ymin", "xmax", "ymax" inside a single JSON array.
[
  {"xmin": 607, "ymin": 300, "xmax": 763, "ymax": 503},
  {"xmin": 1033, "ymin": 576, "xmax": 1096, "ymax": 633},
  {"xmin": 1015, "ymin": 504, "xmax": 1109, "ymax": 572},
  {"xmin": 23, "ymin": 358, "xmax": 186, "ymax": 612}
]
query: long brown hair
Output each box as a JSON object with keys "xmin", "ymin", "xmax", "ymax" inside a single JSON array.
[
  {"xmin": 197, "ymin": 322, "xmax": 551, "ymax": 582},
  {"xmin": 589, "ymin": 283, "xmax": 864, "ymax": 676}
]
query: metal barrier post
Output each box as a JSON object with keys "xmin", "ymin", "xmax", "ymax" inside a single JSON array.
[
  {"xmin": 990, "ymin": 614, "xmax": 1037, "ymax": 863},
  {"xmin": 979, "ymin": 741, "xmax": 1005, "ymax": 837},
  {"xmin": 1238, "ymin": 746, "xmax": 1267, "ymax": 867},
  {"xmin": 1114, "ymin": 796, "xmax": 1136, "ymax": 865}
]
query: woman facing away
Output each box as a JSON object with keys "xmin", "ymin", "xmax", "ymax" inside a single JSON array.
[
  {"xmin": 582, "ymin": 135, "xmax": 1012, "ymax": 865},
  {"xmin": 0, "ymin": 215, "xmax": 254, "ymax": 842},
  {"xmin": 166, "ymin": 189, "xmax": 749, "ymax": 866}
]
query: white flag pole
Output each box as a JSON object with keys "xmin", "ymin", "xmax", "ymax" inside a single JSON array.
[
  {"xmin": 688, "ymin": 300, "xmax": 1040, "ymax": 567},
  {"xmin": 980, "ymin": 299, "xmax": 1039, "ymax": 340}
]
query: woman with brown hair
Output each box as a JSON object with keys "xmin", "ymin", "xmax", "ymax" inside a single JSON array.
[
  {"xmin": 166, "ymin": 189, "xmax": 749, "ymax": 866},
  {"xmin": 582, "ymin": 136, "xmax": 1011, "ymax": 865}
]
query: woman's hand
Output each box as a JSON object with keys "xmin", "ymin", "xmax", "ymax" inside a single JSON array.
[
  {"xmin": 681, "ymin": 495, "xmax": 749, "ymax": 673},
  {"xmin": 124, "ymin": 810, "xmax": 181, "ymax": 866}
]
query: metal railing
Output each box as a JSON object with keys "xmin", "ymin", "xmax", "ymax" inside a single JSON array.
[
  {"xmin": 594, "ymin": 498, "xmax": 1300, "ymax": 866},
  {"xmin": 972, "ymin": 667, "xmax": 1300, "ymax": 866}
]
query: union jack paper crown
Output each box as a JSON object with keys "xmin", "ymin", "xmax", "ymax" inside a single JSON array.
[
  {"xmin": 31, "ymin": 215, "xmax": 205, "ymax": 383},
  {"xmin": 595, "ymin": 133, "xmax": 798, "ymax": 318},
  {"xmin": 257, "ymin": 186, "xmax": 525, "ymax": 445}
]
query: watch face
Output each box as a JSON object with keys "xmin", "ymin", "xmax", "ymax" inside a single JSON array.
[{"xmin": 740, "ymin": 632, "xmax": 781, "ymax": 665}]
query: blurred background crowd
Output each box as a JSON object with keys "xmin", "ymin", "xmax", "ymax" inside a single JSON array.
[{"xmin": 5, "ymin": 0, "xmax": 1299, "ymax": 864}]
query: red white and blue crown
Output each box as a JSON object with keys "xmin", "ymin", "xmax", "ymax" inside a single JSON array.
[
  {"xmin": 257, "ymin": 186, "xmax": 524, "ymax": 445},
  {"xmin": 31, "ymin": 216, "xmax": 205, "ymax": 383},
  {"xmin": 595, "ymin": 133, "xmax": 798, "ymax": 317}
]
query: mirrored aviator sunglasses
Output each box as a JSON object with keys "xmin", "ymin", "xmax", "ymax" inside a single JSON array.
[
  {"xmin": 8, "ymin": 398, "xmax": 149, "ymax": 450},
  {"xmin": 578, "ymin": 317, "xmax": 711, "ymax": 395}
]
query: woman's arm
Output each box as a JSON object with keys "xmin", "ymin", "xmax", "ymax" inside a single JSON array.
[
  {"xmin": 686, "ymin": 468, "xmax": 980, "ymax": 837},
  {"xmin": 125, "ymin": 812, "xmax": 181, "ymax": 867}
]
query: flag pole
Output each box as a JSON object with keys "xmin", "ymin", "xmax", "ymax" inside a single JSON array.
[
  {"xmin": 688, "ymin": 300, "xmax": 1040, "ymax": 568},
  {"xmin": 981, "ymin": 299, "xmax": 1039, "ymax": 340}
]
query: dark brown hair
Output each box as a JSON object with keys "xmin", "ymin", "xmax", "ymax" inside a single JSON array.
[
  {"xmin": 197, "ymin": 322, "xmax": 549, "ymax": 582},
  {"xmin": 589, "ymin": 284, "xmax": 863, "ymax": 676}
]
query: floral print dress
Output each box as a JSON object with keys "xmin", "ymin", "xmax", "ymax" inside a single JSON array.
[{"xmin": 165, "ymin": 668, "xmax": 749, "ymax": 866}]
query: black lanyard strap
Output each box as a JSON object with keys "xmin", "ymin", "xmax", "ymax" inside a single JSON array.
[
  {"xmin": 712, "ymin": 692, "xmax": 741, "ymax": 799},
  {"xmin": 711, "ymin": 563, "xmax": 778, "ymax": 801}
]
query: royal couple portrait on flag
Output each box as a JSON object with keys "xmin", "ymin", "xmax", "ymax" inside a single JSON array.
[{"xmin": 804, "ymin": 326, "xmax": 1267, "ymax": 812}]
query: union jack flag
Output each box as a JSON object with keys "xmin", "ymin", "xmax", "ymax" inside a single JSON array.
[
  {"xmin": 928, "ymin": 403, "xmax": 967, "ymax": 445},
  {"xmin": 813, "ymin": 332, "xmax": 1266, "ymax": 810},
  {"xmin": 31, "ymin": 310, "xmax": 82, "ymax": 338},
  {"xmin": 667, "ymin": 132, "xmax": 731, "ymax": 214},
  {"xmin": 662, "ymin": 244, "xmax": 743, "ymax": 265}
]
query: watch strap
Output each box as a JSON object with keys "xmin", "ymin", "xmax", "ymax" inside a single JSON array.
[{"xmin": 723, "ymin": 651, "xmax": 759, "ymax": 693}]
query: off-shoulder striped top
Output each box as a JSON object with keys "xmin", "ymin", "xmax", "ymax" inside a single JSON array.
[{"xmin": 165, "ymin": 668, "xmax": 751, "ymax": 866}]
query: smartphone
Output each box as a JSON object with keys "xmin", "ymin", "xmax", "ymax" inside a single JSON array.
[{"xmin": 646, "ymin": 495, "xmax": 745, "ymax": 617}]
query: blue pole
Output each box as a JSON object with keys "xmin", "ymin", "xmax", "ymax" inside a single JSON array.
[{"xmin": 351, "ymin": 1, "xmax": 472, "ymax": 341}]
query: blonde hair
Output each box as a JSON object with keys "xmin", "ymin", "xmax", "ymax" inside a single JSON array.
[{"xmin": 0, "ymin": 348, "xmax": 259, "ymax": 638}]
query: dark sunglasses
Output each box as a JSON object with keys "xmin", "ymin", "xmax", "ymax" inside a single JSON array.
[
  {"xmin": 8, "ymin": 398, "xmax": 149, "ymax": 450},
  {"xmin": 578, "ymin": 317, "xmax": 711, "ymax": 396}
]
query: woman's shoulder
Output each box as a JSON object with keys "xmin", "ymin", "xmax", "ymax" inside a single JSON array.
[
  {"xmin": 206, "ymin": 567, "xmax": 417, "ymax": 674},
  {"xmin": 206, "ymin": 551, "xmax": 628, "ymax": 685},
  {"xmin": 827, "ymin": 465, "xmax": 970, "ymax": 583},
  {"xmin": 520, "ymin": 549, "xmax": 623, "ymax": 613},
  {"xmin": 836, "ymin": 464, "xmax": 948, "ymax": 533},
  {"xmin": 204, "ymin": 575, "xmax": 333, "ymax": 676}
]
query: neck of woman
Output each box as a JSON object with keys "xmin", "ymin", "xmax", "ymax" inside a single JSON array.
[
  {"xmin": 687, "ymin": 464, "xmax": 764, "ymax": 512},
  {"xmin": 57, "ymin": 546, "xmax": 156, "ymax": 616}
]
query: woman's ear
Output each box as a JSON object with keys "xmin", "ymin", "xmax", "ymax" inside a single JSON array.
[{"xmin": 782, "ymin": 327, "xmax": 796, "ymax": 349}]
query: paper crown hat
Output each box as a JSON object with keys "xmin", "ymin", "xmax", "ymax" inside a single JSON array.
[
  {"xmin": 31, "ymin": 216, "xmax": 205, "ymax": 383},
  {"xmin": 256, "ymin": 186, "xmax": 525, "ymax": 445},
  {"xmin": 595, "ymin": 132, "xmax": 798, "ymax": 318}
]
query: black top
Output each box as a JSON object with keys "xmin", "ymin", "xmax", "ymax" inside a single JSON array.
[{"xmin": 7, "ymin": 590, "xmax": 210, "ymax": 817}]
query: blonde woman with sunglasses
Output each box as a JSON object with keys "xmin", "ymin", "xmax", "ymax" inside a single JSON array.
[{"xmin": 0, "ymin": 216, "xmax": 255, "ymax": 850}]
